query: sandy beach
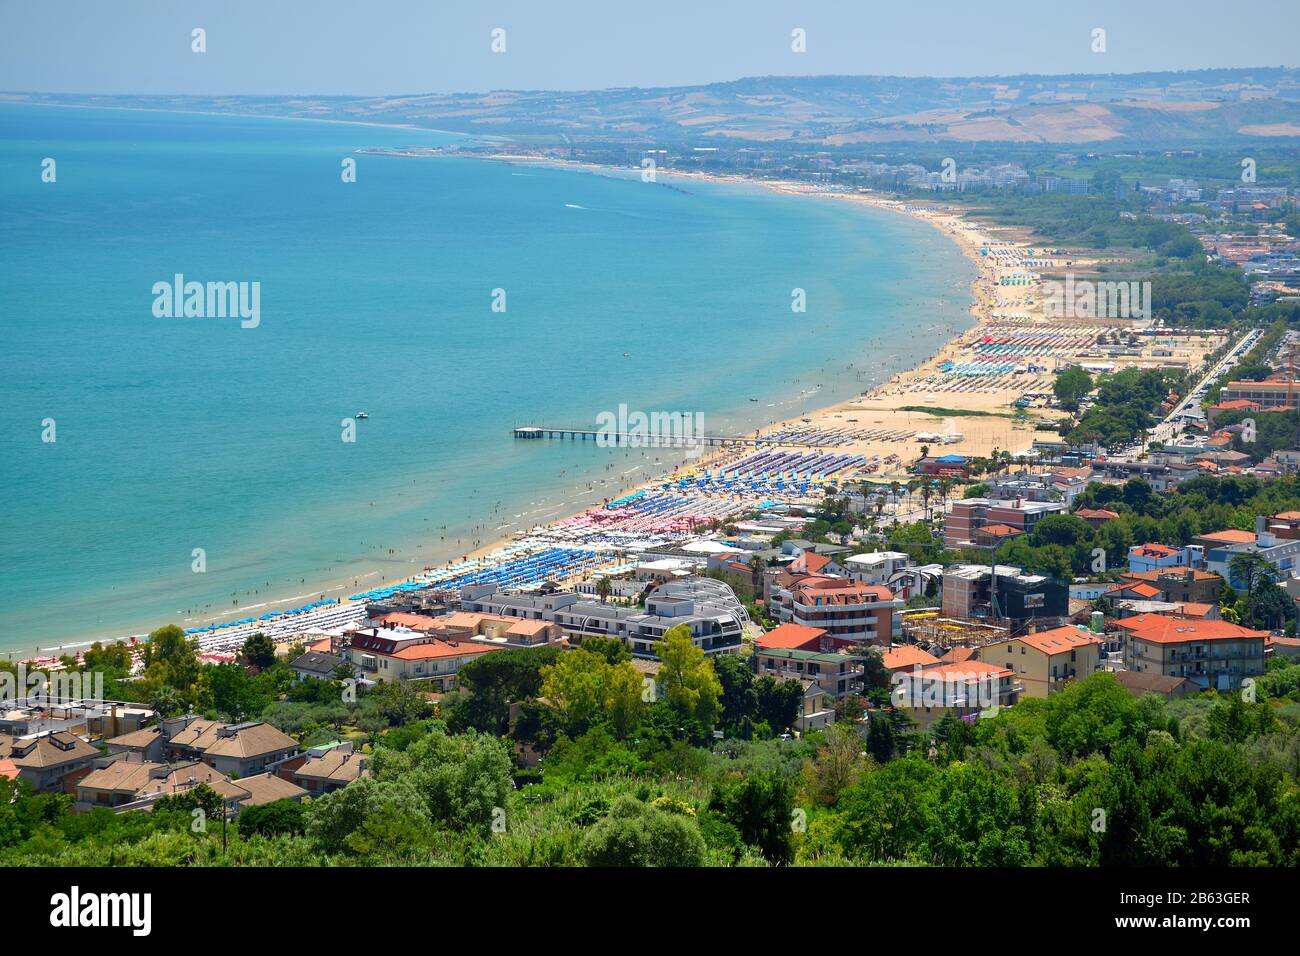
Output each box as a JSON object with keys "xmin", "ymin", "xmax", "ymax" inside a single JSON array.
[
  {"xmin": 33, "ymin": 152, "xmax": 1226, "ymax": 659},
  {"xmin": 425, "ymin": 156, "xmax": 1226, "ymax": 570}
]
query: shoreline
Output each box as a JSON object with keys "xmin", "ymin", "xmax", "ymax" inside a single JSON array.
[{"xmin": 8, "ymin": 135, "xmax": 1014, "ymax": 659}]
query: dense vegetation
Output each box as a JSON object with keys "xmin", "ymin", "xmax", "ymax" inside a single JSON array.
[{"xmin": 3, "ymin": 665, "xmax": 1298, "ymax": 866}]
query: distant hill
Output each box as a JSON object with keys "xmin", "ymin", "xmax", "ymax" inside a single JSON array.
[{"xmin": 7, "ymin": 67, "xmax": 1300, "ymax": 146}]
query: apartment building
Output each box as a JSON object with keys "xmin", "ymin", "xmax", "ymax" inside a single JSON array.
[
  {"xmin": 1117, "ymin": 614, "xmax": 1268, "ymax": 691},
  {"xmin": 1118, "ymin": 567, "xmax": 1223, "ymax": 605},
  {"xmin": 977, "ymin": 625, "xmax": 1102, "ymax": 698},
  {"xmin": 8, "ymin": 731, "xmax": 100, "ymax": 793},
  {"xmin": 1196, "ymin": 519, "xmax": 1300, "ymax": 587},
  {"xmin": 345, "ymin": 622, "xmax": 514, "ymax": 688},
  {"xmin": 1221, "ymin": 379, "xmax": 1300, "ymax": 409},
  {"xmin": 1126, "ymin": 542, "xmax": 1192, "ymax": 573},
  {"xmin": 160, "ymin": 716, "xmax": 300, "ymax": 778},
  {"xmin": 943, "ymin": 497, "xmax": 1067, "ymax": 550},
  {"xmin": 754, "ymin": 646, "xmax": 866, "ymax": 701},
  {"xmin": 461, "ymin": 578, "xmax": 748, "ymax": 659},
  {"xmin": 890, "ymin": 660, "xmax": 1021, "ymax": 730},
  {"xmin": 768, "ymin": 575, "xmax": 901, "ymax": 647}
]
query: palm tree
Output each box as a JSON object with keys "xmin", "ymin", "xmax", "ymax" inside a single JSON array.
[
  {"xmin": 596, "ymin": 576, "xmax": 613, "ymax": 605},
  {"xmin": 918, "ymin": 481, "xmax": 933, "ymax": 521},
  {"xmin": 748, "ymin": 556, "xmax": 765, "ymax": 597},
  {"xmin": 937, "ymin": 477, "xmax": 955, "ymax": 512}
]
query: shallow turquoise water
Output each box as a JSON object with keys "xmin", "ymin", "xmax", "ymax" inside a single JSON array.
[{"xmin": 0, "ymin": 104, "xmax": 974, "ymax": 650}]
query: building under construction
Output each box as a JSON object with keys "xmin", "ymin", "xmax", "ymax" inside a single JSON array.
[{"xmin": 901, "ymin": 611, "xmax": 1011, "ymax": 651}]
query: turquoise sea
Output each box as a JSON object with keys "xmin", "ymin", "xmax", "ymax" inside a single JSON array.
[{"xmin": 0, "ymin": 104, "xmax": 975, "ymax": 652}]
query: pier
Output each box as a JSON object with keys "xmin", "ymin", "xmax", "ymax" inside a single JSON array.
[
  {"xmin": 512, "ymin": 425, "xmax": 748, "ymax": 447},
  {"xmin": 512, "ymin": 425, "xmax": 848, "ymax": 449}
]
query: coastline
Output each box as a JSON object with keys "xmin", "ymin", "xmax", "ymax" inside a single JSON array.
[
  {"xmin": 11, "ymin": 141, "xmax": 1008, "ymax": 659},
  {"xmin": 436, "ymin": 159, "xmax": 1008, "ymax": 560}
]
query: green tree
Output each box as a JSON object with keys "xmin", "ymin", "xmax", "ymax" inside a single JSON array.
[
  {"xmin": 713, "ymin": 652, "xmax": 757, "ymax": 733},
  {"xmin": 241, "ymin": 632, "xmax": 277, "ymax": 670},
  {"xmin": 540, "ymin": 647, "xmax": 645, "ymax": 738},
  {"xmin": 655, "ymin": 625, "xmax": 722, "ymax": 727},
  {"xmin": 238, "ymin": 799, "xmax": 307, "ymax": 838},
  {"xmin": 1053, "ymin": 365, "xmax": 1093, "ymax": 412},
  {"xmin": 754, "ymin": 676, "xmax": 803, "ymax": 735},
  {"xmin": 709, "ymin": 770, "xmax": 797, "ymax": 865},
  {"xmin": 307, "ymin": 776, "xmax": 432, "ymax": 858}
]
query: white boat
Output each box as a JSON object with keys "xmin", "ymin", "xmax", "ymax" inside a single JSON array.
[{"xmin": 355, "ymin": 411, "xmax": 369, "ymax": 419}]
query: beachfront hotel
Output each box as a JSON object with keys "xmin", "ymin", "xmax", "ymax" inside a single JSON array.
[{"xmin": 459, "ymin": 577, "xmax": 748, "ymax": 659}]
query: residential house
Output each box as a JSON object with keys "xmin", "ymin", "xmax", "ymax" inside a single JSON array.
[
  {"xmin": 1127, "ymin": 542, "xmax": 1190, "ymax": 573},
  {"xmin": 289, "ymin": 651, "xmax": 354, "ymax": 681},
  {"xmin": 8, "ymin": 731, "xmax": 100, "ymax": 793},
  {"xmin": 1197, "ymin": 519, "xmax": 1300, "ymax": 587},
  {"xmin": 794, "ymin": 680, "xmax": 835, "ymax": 733},
  {"xmin": 104, "ymin": 725, "xmax": 167, "ymax": 762},
  {"xmin": 210, "ymin": 772, "xmax": 309, "ymax": 810},
  {"xmin": 286, "ymin": 744, "xmax": 369, "ymax": 795},
  {"xmin": 200, "ymin": 722, "xmax": 301, "ymax": 778},
  {"xmin": 75, "ymin": 759, "xmax": 227, "ymax": 809},
  {"xmin": 756, "ymin": 622, "xmax": 829, "ymax": 653},
  {"xmin": 1109, "ymin": 671, "xmax": 1194, "ymax": 700},
  {"xmin": 977, "ymin": 625, "xmax": 1103, "ymax": 697},
  {"xmin": 880, "ymin": 644, "xmax": 942, "ymax": 678},
  {"xmin": 1119, "ymin": 567, "xmax": 1224, "ymax": 605},
  {"xmin": 346, "ymin": 626, "xmax": 503, "ymax": 688},
  {"xmin": 1074, "ymin": 508, "xmax": 1119, "ymax": 528}
]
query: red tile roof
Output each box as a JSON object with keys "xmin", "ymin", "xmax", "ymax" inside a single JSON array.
[
  {"xmin": 1130, "ymin": 543, "xmax": 1181, "ymax": 558},
  {"xmin": 1075, "ymin": 508, "xmax": 1119, "ymax": 520},
  {"xmin": 1017, "ymin": 626, "xmax": 1102, "ymax": 655},
  {"xmin": 979, "ymin": 523, "xmax": 1023, "ymax": 537},
  {"xmin": 757, "ymin": 623, "xmax": 827, "ymax": 650},
  {"xmin": 1115, "ymin": 614, "xmax": 1268, "ymax": 644},
  {"xmin": 1198, "ymin": 529, "xmax": 1256, "ymax": 545},
  {"xmin": 881, "ymin": 645, "xmax": 941, "ymax": 671}
]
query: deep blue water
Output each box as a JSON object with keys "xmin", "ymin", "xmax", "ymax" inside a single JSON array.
[{"xmin": 0, "ymin": 103, "xmax": 974, "ymax": 650}]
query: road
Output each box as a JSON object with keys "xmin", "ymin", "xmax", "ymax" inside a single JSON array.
[{"xmin": 1149, "ymin": 327, "xmax": 1264, "ymax": 447}]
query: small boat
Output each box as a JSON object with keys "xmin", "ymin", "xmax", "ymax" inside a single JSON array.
[{"xmin": 355, "ymin": 412, "xmax": 369, "ymax": 419}]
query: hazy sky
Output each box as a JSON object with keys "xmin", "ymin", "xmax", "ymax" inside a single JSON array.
[{"xmin": 2, "ymin": 0, "xmax": 1297, "ymax": 96}]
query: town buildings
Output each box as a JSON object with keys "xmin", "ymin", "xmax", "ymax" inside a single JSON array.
[
  {"xmin": 941, "ymin": 564, "xmax": 1069, "ymax": 625},
  {"xmin": 976, "ymin": 626, "xmax": 1103, "ymax": 698},
  {"xmin": 1117, "ymin": 614, "xmax": 1268, "ymax": 691},
  {"xmin": 890, "ymin": 660, "xmax": 1021, "ymax": 730},
  {"xmin": 943, "ymin": 497, "xmax": 1067, "ymax": 550},
  {"xmin": 460, "ymin": 578, "xmax": 748, "ymax": 659},
  {"xmin": 768, "ymin": 575, "xmax": 902, "ymax": 647}
]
